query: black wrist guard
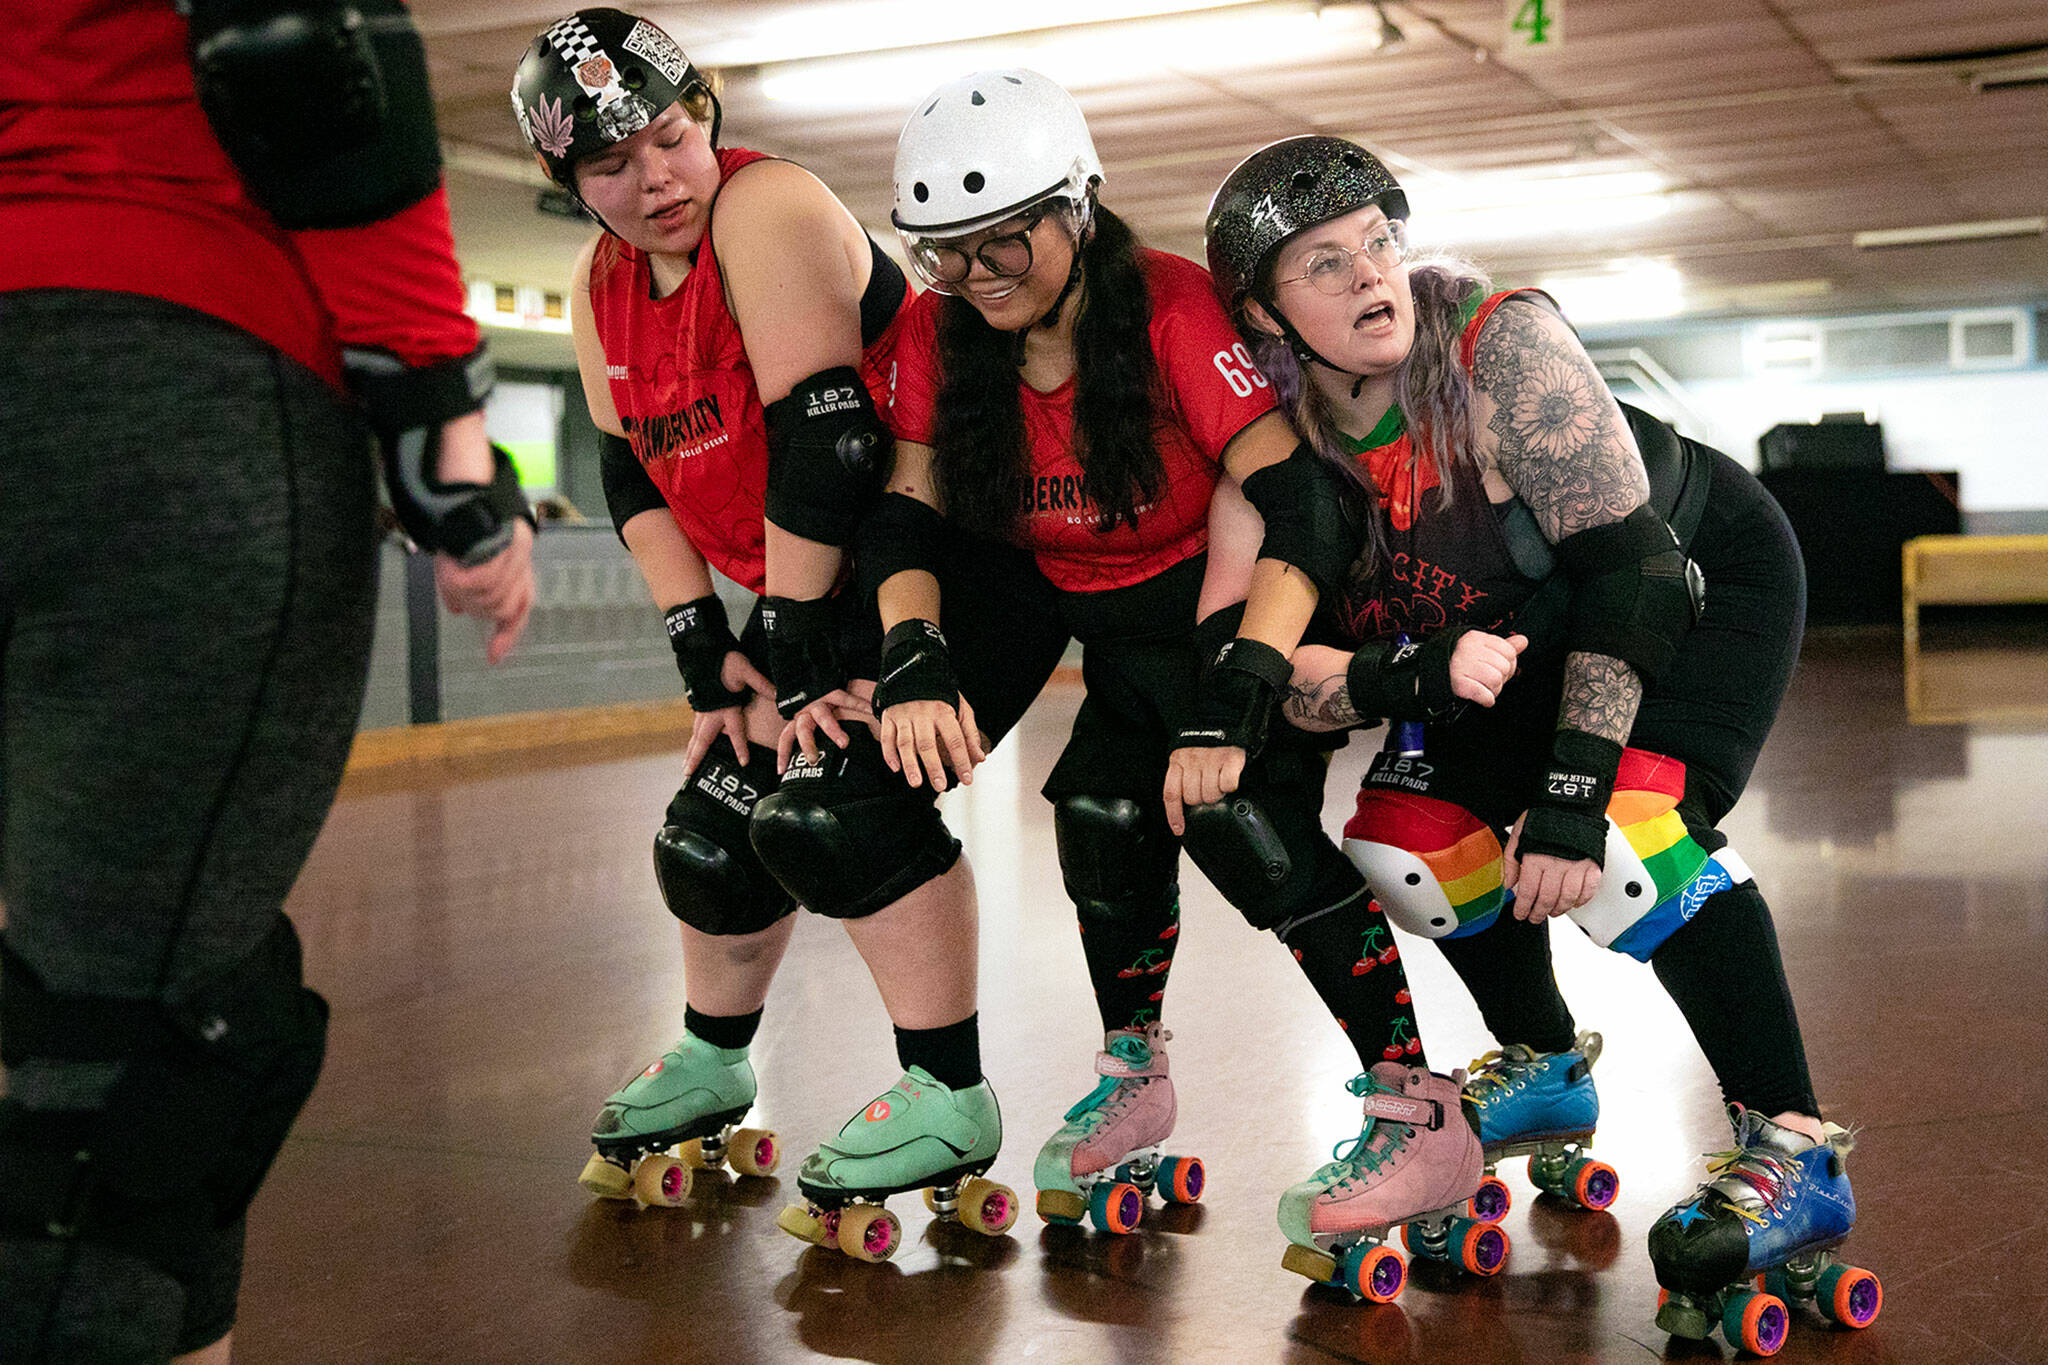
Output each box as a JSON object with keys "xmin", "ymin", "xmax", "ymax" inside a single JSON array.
[
  {"xmin": 1178, "ymin": 637, "xmax": 1294, "ymax": 758},
  {"xmin": 760, "ymin": 595, "xmax": 847, "ymax": 720},
  {"xmin": 344, "ymin": 343, "xmax": 533, "ymax": 565},
  {"xmin": 664, "ymin": 597, "xmax": 747, "ymax": 712},
  {"xmin": 1517, "ymin": 729, "xmax": 1624, "ymax": 866},
  {"xmin": 873, "ymin": 619, "xmax": 959, "ymax": 714},
  {"xmin": 1346, "ymin": 627, "xmax": 1470, "ymax": 722}
]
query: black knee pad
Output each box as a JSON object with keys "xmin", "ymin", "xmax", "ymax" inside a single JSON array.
[
  {"xmin": 1052, "ymin": 794, "xmax": 1179, "ymax": 903},
  {"xmin": 1181, "ymin": 794, "xmax": 1291, "ymax": 912},
  {"xmin": 749, "ymin": 730, "xmax": 961, "ymax": 919},
  {"xmin": 0, "ymin": 922, "xmax": 326, "ymax": 1288},
  {"xmin": 655, "ymin": 744, "xmax": 795, "ymax": 936},
  {"xmin": 1185, "ymin": 745, "xmax": 1355, "ymax": 931}
]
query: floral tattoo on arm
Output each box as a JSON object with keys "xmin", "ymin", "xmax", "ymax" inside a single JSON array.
[
  {"xmin": 1282, "ymin": 673, "xmax": 1362, "ymax": 731},
  {"xmin": 1472, "ymin": 297, "xmax": 1651, "ymax": 743}
]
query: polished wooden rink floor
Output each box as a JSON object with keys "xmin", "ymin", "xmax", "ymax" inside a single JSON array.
[{"xmin": 242, "ymin": 629, "xmax": 2048, "ymax": 1365}]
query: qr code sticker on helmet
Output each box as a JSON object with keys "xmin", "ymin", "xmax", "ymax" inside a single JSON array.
[{"xmin": 623, "ymin": 21, "xmax": 689, "ymax": 84}]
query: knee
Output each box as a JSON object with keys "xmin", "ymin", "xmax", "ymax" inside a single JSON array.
[
  {"xmin": 1341, "ymin": 788, "xmax": 1507, "ymax": 941},
  {"xmin": 750, "ymin": 738, "xmax": 960, "ymax": 920},
  {"xmin": 656, "ymin": 749, "xmax": 794, "ymax": 936},
  {"xmin": 1053, "ymin": 794, "xmax": 1178, "ymax": 906},
  {"xmin": 1179, "ymin": 794, "xmax": 1291, "ymax": 922}
]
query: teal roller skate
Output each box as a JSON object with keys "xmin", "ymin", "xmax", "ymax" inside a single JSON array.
[
  {"xmin": 1650, "ymin": 1104, "xmax": 1880, "ymax": 1357},
  {"xmin": 777, "ymin": 1066, "xmax": 1017, "ymax": 1262},
  {"xmin": 1034, "ymin": 1024, "xmax": 1204, "ymax": 1234},
  {"xmin": 1462, "ymin": 1030, "xmax": 1618, "ymax": 1220},
  {"xmin": 579, "ymin": 1032, "xmax": 780, "ymax": 1208}
]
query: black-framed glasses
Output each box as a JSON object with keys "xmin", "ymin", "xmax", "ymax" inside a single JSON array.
[
  {"xmin": 1274, "ymin": 220, "xmax": 1407, "ymax": 295},
  {"xmin": 909, "ymin": 210, "xmax": 1050, "ymax": 286}
]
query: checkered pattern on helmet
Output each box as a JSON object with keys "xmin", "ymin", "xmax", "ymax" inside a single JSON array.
[{"xmin": 544, "ymin": 15, "xmax": 604, "ymax": 68}]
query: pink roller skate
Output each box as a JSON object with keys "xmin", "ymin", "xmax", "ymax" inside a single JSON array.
[
  {"xmin": 1279, "ymin": 1062, "xmax": 1509, "ymax": 1302},
  {"xmin": 1034, "ymin": 1024, "xmax": 1204, "ymax": 1234}
]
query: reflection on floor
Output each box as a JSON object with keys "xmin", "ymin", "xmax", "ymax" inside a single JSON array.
[{"xmin": 244, "ymin": 629, "xmax": 2047, "ymax": 1364}]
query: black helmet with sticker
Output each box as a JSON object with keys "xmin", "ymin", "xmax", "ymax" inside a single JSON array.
[
  {"xmin": 510, "ymin": 8, "xmax": 717, "ymax": 189},
  {"xmin": 1204, "ymin": 135, "xmax": 1408, "ymax": 315}
]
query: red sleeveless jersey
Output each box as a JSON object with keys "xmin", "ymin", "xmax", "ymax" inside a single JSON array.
[
  {"xmin": 886, "ymin": 249, "xmax": 1274, "ymax": 593},
  {"xmin": 587, "ymin": 146, "xmax": 910, "ymax": 593}
]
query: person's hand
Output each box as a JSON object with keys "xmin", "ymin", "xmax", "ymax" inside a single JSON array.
[
  {"xmin": 680, "ymin": 650, "xmax": 775, "ymax": 779},
  {"xmin": 776, "ymin": 681, "xmax": 877, "ymax": 772},
  {"xmin": 879, "ymin": 696, "xmax": 984, "ymax": 792},
  {"xmin": 435, "ymin": 517, "xmax": 534, "ymax": 665},
  {"xmin": 1163, "ymin": 744, "xmax": 1246, "ymax": 837},
  {"xmin": 1502, "ymin": 811, "xmax": 1603, "ymax": 922},
  {"xmin": 1448, "ymin": 632, "xmax": 1528, "ymax": 708}
]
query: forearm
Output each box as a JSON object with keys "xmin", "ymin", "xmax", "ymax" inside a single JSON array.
[
  {"xmin": 764, "ymin": 523, "xmax": 845, "ymax": 600},
  {"xmin": 1281, "ymin": 668, "xmax": 1361, "ymax": 731},
  {"xmin": 877, "ymin": 568, "xmax": 941, "ymax": 634},
  {"xmin": 621, "ymin": 510, "xmax": 717, "ymax": 609},
  {"xmin": 1557, "ymin": 650, "xmax": 1642, "ymax": 744},
  {"xmin": 1238, "ymin": 559, "xmax": 1317, "ymax": 653}
]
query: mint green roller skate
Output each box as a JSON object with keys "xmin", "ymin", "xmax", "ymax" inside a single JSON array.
[
  {"xmin": 777, "ymin": 1066, "xmax": 1017, "ymax": 1262},
  {"xmin": 578, "ymin": 1032, "xmax": 780, "ymax": 1208}
]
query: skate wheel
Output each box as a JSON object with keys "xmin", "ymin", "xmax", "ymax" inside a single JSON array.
[
  {"xmin": 957, "ymin": 1177, "xmax": 1018, "ymax": 1236},
  {"xmin": 728, "ymin": 1127, "xmax": 779, "ymax": 1178},
  {"xmin": 1037, "ymin": 1188, "xmax": 1086, "ymax": 1224},
  {"xmin": 1567, "ymin": 1156, "xmax": 1619, "ymax": 1211},
  {"xmin": 1448, "ymin": 1216, "xmax": 1509, "ymax": 1277},
  {"xmin": 676, "ymin": 1137, "xmax": 718, "ymax": 1170},
  {"xmin": 578, "ymin": 1152, "xmax": 633, "ymax": 1200},
  {"xmin": 632, "ymin": 1155, "xmax": 692, "ymax": 1208},
  {"xmin": 1339, "ymin": 1242, "xmax": 1405, "ymax": 1304},
  {"xmin": 1280, "ymin": 1241, "xmax": 1339, "ymax": 1285},
  {"xmin": 1157, "ymin": 1155, "xmax": 1205, "ymax": 1204},
  {"xmin": 1817, "ymin": 1264, "xmax": 1882, "ymax": 1328},
  {"xmin": 1467, "ymin": 1175, "xmax": 1512, "ymax": 1223},
  {"xmin": 923, "ymin": 1186, "xmax": 941, "ymax": 1214},
  {"xmin": 836, "ymin": 1203, "xmax": 901, "ymax": 1263},
  {"xmin": 776, "ymin": 1203, "xmax": 829, "ymax": 1245},
  {"xmin": 1723, "ymin": 1289, "xmax": 1789, "ymax": 1357},
  {"xmin": 1089, "ymin": 1180, "xmax": 1144, "ymax": 1235}
]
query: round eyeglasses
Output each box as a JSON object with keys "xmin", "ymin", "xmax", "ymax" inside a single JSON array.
[
  {"xmin": 908, "ymin": 210, "xmax": 1049, "ymax": 286},
  {"xmin": 1274, "ymin": 220, "xmax": 1408, "ymax": 295}
]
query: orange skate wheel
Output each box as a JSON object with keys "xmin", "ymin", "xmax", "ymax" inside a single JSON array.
[
  {"xmin": 1344, "ymin": 1243, "xmax": 1406, "ymax": 1304},
  {"xmin": 728, "ymin": 1127, "xmax": 779, "ymax": 1177},
  {"xmin": 1567, "ymin": 1157, "xmax": 1619, "ymax": 1210},
  {"xmin": 1089, "ymin": 1181, "xmax": 1144, "ymax": 1235},
  {"xmin": 836, "ymin": 1204, "xmax": 901, "ymax": 1263},
  {"xmin": 1467, "ymin": 1174, "xmax": 1512, "ymax": 1223},
  {"xmin": 1818, "ymin": 1264, "xmax": 1882, "ymax": 1328},
  {"xmin": 1450, "ymin": 1217, "xmax": 1509, "ymax": 1276},
  {"xmin": 1158, "ymin": 1155, "xmax": 1205, "ymax": 1203},
  {"xmin": 631, "ymin": 1155, "xmax": 691, "ymax": 1208},
  {"xmin": 1723, "ymin": 1289, "xmax": 1790, "ymax": 1356},
  {"xmin": 957, "ymin": 1177, "xmax": 1018, "ymax": 1236}
]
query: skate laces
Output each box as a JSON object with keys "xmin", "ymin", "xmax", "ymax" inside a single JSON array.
[
  {"xmin": 1463, "ymin": 1046, "xmax": 1538, "ymax": 1103},
  {"xmin": 1701, "ymin": 1109, "xmax": 1811, "ymax": 1228},
  {"xmin": 1063, "ymin": 1034, "xmax": 1153, "ymax": 1125},
  {"xmin": 1316, "ymin": 1072, "xmax": 1412, "ymax": 1188}
]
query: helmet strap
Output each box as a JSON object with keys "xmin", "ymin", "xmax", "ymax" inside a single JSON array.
[
  {"xmin": 1264, "ymin": 294, "xmax": 1363, "ymax": 389},
  {"xmin": 1009, "ymin": 204, "xmax": 1091, "ymax": 364}
]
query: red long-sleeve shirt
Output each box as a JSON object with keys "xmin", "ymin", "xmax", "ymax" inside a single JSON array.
[{"xmin": 0, "ymin": 0, "xmax": 477, "ymax": 387}]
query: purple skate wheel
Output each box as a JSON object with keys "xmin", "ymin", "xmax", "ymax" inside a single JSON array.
[
  {"xmin": 1818, "ymin": 1264, "xmax": 1882, "ymax": 1328},
  {"xmin": 1724, "ymin": 1289, "xmax": 1789, "ymax": 1356}
]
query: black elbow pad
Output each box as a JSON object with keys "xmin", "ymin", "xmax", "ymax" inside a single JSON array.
[
  {"xmin": 1238, "ymin": 446, "xmax": 1358, "ymax": 602},
  {"xmin": 186, "ymin": 0, "xmax": 444, "ymax": 229},
  {"xmin": 763, "ymin": 366, "xmax": 892, "ymax": 547},
  {"xmin": 856, "ymin": 492, "xmax": 947, "ymax": 600},
  {"xmin": 1553, "ymin": 504, "xmax": 1705, "ymax": 683}
]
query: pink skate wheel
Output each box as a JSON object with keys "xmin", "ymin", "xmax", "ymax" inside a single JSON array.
[{"xmin": 1818, "ymin": 1264, "xmax": 1882, "ymax": 1328}]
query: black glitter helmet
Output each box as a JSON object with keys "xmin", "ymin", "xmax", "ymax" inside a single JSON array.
[
  {"xmin": 510, "ymin": 9, "xmax": 718, "ymax": 191},
  {"xmin": 1204, "ymin": 135, "xmax": 1409, "ymax": 315}
]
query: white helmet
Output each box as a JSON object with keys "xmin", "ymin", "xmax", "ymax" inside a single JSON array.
[{"xmin": 892, "ymin": 69, "xmax": 1103, "ymax": 238}]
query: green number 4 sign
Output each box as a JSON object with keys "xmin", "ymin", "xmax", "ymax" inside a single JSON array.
[{"xmin": 1509, "ymin": 0, "xmax": 1562, "ymax": 48}]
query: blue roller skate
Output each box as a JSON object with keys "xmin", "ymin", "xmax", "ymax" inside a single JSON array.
[
  {"xmin": 1650, "ymin": 1104, "xmax": 1881, "ymax": 1357},
  {"xmin": 1462, "ymin": 1030, "xmax": 1618, "ymax": 1220},
  {"xmin": 578, "ymin": 1032, "xmax": 780, "ymax": 1208}
]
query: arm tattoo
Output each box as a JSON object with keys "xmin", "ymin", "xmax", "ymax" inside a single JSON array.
[
  {"xmin": 1558, "ymin": 650, "xmax": 1641, "ymax": 744},
  {"xmin": 1282, "ymin": 674, "xmax": 1362, "ymax": 731},
  {"xmin": 1471, "ymin": 300, "xmax": 1648, "ymax": 543}
]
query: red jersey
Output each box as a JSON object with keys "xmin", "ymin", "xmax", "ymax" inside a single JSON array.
[
  {"xmin": 887, "ymin": 249, "xmax": 1275, "ymax": 593},
  {"xmin": 1331, "ymin": 289, "xmax": 1549, "ymax": 643},
  {"xmin": 0, "ymin": 2, "xmax": 477, "ymax": 386},
  {"xmin": 588, "ymin": 147, "xmax": 911, "ymax": 594}
]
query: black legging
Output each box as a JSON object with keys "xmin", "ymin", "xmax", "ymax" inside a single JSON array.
[
  {"xmin": 1430, "ymin": 446, "xmax": 1822, "ymax": 1116},
  {"xmin": 1, "ymin": 291, "xmax": 378, "ymax": 1359}
]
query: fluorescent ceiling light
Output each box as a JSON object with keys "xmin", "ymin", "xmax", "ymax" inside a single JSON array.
[
  {"xmin": 692, "ymin": 0, "xmax": 1254, "ymax": 69},
  {"xmin": 760, "ymin": 7, "xmax": 1336, "ymax": 105},
  {"xmin": 1536, "ymin": 261, "xmax": 1685, "ymax": 324},
  {"xmin": 1853, "ymin": 217, "xmax": 2046, "ymax": 249},
  {"xmin": 1403, "ymin": 168, "xmax": 1672, "ymax": 242}
]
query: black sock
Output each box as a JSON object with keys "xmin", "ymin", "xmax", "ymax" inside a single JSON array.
[
  {"xmin": 1434, "ymin": 908, "xmax": 1578, "ymax": 1055},
  {"xmin": 1277, "ymin": 857, "xmax": 1428, "ymax": 1072},
  {"xmin": 1074, "ymin": 886, "xmax": 1181, "ymax": 1034},
  {"xmin": 1652, "ymin": 881, "xmax": 1819, "ymax": 1117},
  {"xmin": 684, "ymin": 1004, "xmax": 762, "ymax": 1051},
  {"xmin": 895, "ymin": 1013, "xmax": 982, "ymax": 1090}
]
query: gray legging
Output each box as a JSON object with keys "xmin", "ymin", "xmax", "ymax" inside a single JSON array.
[{"xmin": 1, "ymin": 290, "xmax": 378, "ymax": 1360}]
